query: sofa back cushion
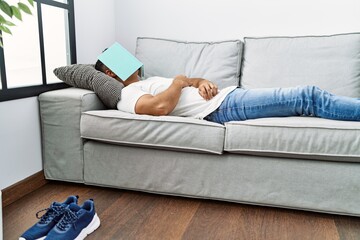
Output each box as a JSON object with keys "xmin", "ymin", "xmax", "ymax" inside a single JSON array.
[
  {"xmin": 135, "ymin": 37, "xmax": 243, "ymax": 89},
  {"xmin": 240, "ymin": 33, "xmax": 360, "ymax": 97}
]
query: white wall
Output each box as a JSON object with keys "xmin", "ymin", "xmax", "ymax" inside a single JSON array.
[
  {"xmin": 0, "ymin": 97, "xmax": 43, "ymax": 190},
  {"xmin": 115, "ymin": 0, "xmax": 360, "ymax": 54},
  {"xmin": 74, "ymin": 0, "xmax": 116, "ymax": 63}
]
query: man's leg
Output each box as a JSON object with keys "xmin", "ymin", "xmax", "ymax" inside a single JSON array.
[{"xmin": 205, "ymin": 86, "xmax": 360, "ymax": 124}]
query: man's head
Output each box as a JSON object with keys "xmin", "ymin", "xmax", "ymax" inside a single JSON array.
[
  {"xmin": 95, "ymin": 48, "xmax": 110, "ymax": 74},
  {"xmin": 95, "ymin": 59, "xmax": 114, "ymax": 77},
  {"xmin": 94, "ymin": 59, "xmax": 108, "ymax": 74},
  {"xmin": 95, "ymin": 59, "xmax": 140, "ymax": 86}
]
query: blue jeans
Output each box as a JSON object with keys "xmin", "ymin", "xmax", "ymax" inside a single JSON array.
[{"xmin": 205, "ymin": 86, "xmax": 360, "ymax": 124}]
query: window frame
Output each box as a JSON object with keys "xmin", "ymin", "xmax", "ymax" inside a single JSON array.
[{"xmin": 0, "ymin": 0, "xmax": 76, "ymax": 102}]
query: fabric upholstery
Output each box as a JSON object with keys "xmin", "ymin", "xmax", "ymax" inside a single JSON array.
[
  {"xmin": 39, "ymin": 88, "xmax": 106, "ymax": 182},
  {"xmin": 81, "ymin": 110, "xmax": 225, "ymax": 154},
  {"xmin": 135, "ymin": 37, "xmax": 243, "ymax": 89},
  {"xmin": 225, "ymin": 117, "xmax": 360, "ymax": 162},
  {"xmin": 240, "ymin": 33, "xmax": 360, "ymax": 98},
  {"xmin": 53, "ymin": 64, "xmax": 124, "ymax": 109},
  {"xmin": 84, "ymin": 141, "xmax": 360, "ymax": 216}
]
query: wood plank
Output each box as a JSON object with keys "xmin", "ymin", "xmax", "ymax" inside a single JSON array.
[
  {"xmin": 133, "ymin": 196, "xmax": 199, "ymax": 240},
  {"xmin": 88, "ymin": 191, "xmax": 200, "ymax": 240},
  {"xmin": 2, "ymin": 170, "xmax": 48, "ymax": 207},
  {"xmin": 88, "ymin": 191, "xmax": 159, "ymax": 239},
  {"xmin": 334, "ymin": 215, "xmax": 360, "ymax": 240},
  {"xmin": 182, "ymin": 200, "xmax": 340, "ymax": 240}
]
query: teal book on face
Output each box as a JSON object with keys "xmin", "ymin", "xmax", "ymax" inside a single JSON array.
[{"xmin": 98, "ymin": 42, "xmax": 144, "ymax": 81}]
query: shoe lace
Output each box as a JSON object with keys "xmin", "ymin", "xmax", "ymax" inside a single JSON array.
[
  {"xmin": 36, "ymin": 205, "xmax": 65, "ymax": 224},
  {"xmin": 56, "ymin": 208, "xmax": 78, "ymax": 231}
]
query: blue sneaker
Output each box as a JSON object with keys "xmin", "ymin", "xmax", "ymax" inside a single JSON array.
[
  {"xmin": 19, "ymin": 195, "xmax": 79, "ymax": 240},
  {"xmin": 45, "ymin": 199, "xmax": 100, "ymax": 240}
]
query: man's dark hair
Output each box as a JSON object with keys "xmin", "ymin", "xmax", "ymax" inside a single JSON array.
[
  {"xmin": 95, "ymin": 59, "xmax": 108, "ymax": 73},
  {"xmin": 95, "ymin": 48, "xmax": 109, "ymax": 73}
]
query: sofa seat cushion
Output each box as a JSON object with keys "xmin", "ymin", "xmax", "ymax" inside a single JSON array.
[
  {"xmin": 225, "ymin": 117, "xmax": 360, "ymax": 162},
  {"xmin": 81, "ymin": 110, "xmax": 225, "ymax": 154}
]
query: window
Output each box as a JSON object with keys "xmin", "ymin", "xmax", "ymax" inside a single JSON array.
[{"xmin": 0, "ymin": 0, "xmax": 76, "ymax": 101}]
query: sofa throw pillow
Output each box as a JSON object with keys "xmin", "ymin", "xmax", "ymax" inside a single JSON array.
[
  {"xmin": 135, "ymin": 37, "xmax": 243, "ymax": 89},
  {"xmin": 240, "ymin": 32, "xmax": 360, "ymax": 98},
  {"xmin": 53, "ymin": 64, "xmax": 123, "ymax": 109}
]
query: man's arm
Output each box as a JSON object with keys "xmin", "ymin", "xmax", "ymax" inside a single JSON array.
[
  {"xmin": 175, "ymin": 75, "xmax": 219, "ymax": 100},
  {"xmin": 135, "ymin": 77, "xmax": 190, "ymax": 116}
]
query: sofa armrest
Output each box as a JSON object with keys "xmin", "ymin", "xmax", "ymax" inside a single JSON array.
[{"xmin": 39, "ymin": 87, "xmax": 106, "ymax": 182}]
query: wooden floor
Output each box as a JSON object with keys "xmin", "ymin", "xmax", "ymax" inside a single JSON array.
[{"xmin": 3, "ymin": 182, "xmax": 360, "ymax": 240}]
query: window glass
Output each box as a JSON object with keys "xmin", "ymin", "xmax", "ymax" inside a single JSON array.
[
  {"xmin": 42, "ymin": 5, "xmax": 70, "ymax": 84},
  {"xmin": 2, "ymin": 2, "xmax": 42, "ymax": 88}
]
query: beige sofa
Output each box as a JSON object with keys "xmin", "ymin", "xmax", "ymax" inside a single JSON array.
[{"xmin": 39, "ymin": 33, "xmax": 360, "ymax": 216}]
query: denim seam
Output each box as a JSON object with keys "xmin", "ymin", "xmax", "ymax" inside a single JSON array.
[{"xmin": 315, "ymin": 106, "xmax": 358, "ymax": 119}]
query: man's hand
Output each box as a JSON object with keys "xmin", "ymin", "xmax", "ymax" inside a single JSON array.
[{"xmin": 198, "ymin": 80, "xmax": 218, "ymax": 100}]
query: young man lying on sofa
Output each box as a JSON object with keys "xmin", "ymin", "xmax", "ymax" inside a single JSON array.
[{"xmin": 95, "ymin": 59, "xmax": 360, "ymax": 124}]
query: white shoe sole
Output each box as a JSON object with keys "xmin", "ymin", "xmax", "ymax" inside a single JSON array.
[
  {"xmin": 74, "ymin": 213, "xmax": 101, "ymax": 240},
  {"xmin": 19, "ymin": 237, "xmax": 46, "ymax": 240}
]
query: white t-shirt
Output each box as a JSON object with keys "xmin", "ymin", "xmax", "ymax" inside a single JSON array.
[{"xmin": 117, "ymin": 76, "xmax": 236, "ymax": 119}]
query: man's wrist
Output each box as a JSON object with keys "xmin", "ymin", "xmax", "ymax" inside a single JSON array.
[
  {"xmin": 173, "ymin": 78, "xmax": 189, "ymax": 88},
  {"xmin": 186, "ymin": 77, "xmax": 202, "ymax": 88}
]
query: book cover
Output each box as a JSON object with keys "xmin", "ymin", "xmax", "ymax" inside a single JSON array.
[{"xmin": 98, "ymin": 42, "xmax": 144, "ymax": 81}]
